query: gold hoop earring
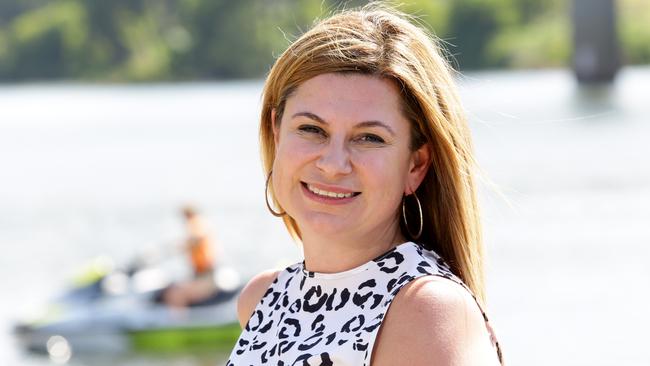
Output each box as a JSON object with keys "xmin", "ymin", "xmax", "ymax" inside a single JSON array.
[
  {"xmin": 402, "ymin": 191, "xmax": 423, "ymax": 240},
  {"xmin": 265, "ymin": 171, "xmax": 286, "ymax": 217}
]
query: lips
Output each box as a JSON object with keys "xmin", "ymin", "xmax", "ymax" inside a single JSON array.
[{"xmin": 301, "ymin": 182, "xmax": 361, "ymax": 200}]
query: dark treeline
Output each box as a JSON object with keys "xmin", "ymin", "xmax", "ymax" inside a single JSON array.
[{"xmin": 0, "ymin": 0, "xmax": 647, "ymax": 82}]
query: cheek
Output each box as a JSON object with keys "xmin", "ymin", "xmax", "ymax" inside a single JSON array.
[
  {"xmin": 354, "ymin": 152, "xmax": 410, "ymax": 190},
  {"xmin": 272, "ymin": 136, "xmax": 317, "ymax": 187},
  {"xmin": 276, "ymin": 135, "xmax": 321, "ymax": 166},
  {"xmin": 280, "ymin": 135, "xmax": 315, "ymax": 153}
]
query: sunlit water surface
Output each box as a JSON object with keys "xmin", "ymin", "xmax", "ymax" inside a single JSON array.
[{"xmin": 1, "ymin": 66, "xmax": 649, "ymax": 365}]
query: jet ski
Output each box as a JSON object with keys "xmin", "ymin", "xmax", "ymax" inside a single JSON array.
[{"xmin": 13, "ymin": 256, "xmax": 243, "ymax": 359}]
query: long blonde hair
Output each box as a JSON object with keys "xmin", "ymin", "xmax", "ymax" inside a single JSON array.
[{"xmin": 259, "ymin": 4, "xmax": 487, "ymax": 305}]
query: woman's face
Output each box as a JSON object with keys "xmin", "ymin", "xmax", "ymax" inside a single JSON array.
[{"xmin": 271, "ymin": 73, "xmax": 429, "ymax": 242}]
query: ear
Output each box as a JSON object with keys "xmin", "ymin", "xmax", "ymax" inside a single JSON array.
[
  {"xmin": 271, "ymin": 108, "xmax": 280, "ymax": 147},
  {"xmin": 405, "ymin": 144, "xmax": 431, "ymax": 195}
]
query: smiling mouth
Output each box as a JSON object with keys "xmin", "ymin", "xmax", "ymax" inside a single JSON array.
[{"xmin": 302, "ymin": 182, "xmax": 361, "ymax": 199}]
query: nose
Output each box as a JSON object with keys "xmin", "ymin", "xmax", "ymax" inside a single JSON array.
[{"xmin": 315, "ymin": 138, "xmax": 352, "ymax": 177}]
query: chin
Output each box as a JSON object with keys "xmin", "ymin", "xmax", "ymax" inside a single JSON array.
[{"xmin": 297, "ymin": 211, "xmax": 353, "ymax": 237}]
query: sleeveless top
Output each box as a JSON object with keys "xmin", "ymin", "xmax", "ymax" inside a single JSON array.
[{"xmin": 226, "ymin": 242, "xmax": 503, "ymax": 365}]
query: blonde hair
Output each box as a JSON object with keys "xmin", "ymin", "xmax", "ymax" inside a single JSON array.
[{"xmin": 259, "ymin": 4, "xmax": 487, "ymax": 304}]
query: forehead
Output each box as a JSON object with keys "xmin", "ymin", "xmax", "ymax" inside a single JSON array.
[{"xmin": 284, "ymin": 73, "xmax": 406, "ymax": 126}]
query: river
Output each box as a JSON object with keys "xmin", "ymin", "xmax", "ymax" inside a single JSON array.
[{"xmin": 1, "ymin": 66, "xmax": 649, "ymax": 365}]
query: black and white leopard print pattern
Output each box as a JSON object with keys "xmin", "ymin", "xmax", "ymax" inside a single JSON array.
[{"xmin": 227, "ymin": 241, "xmax": 502, "ymax": 365}]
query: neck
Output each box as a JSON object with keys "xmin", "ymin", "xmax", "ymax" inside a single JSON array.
[{"xmin": 300, "ymin": 218, "xmax": 406, "ymax": 273}]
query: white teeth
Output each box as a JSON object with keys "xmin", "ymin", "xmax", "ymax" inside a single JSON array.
[{"xmin": 307, "ymin": 184, "xmax": 354, "ymax": 198}]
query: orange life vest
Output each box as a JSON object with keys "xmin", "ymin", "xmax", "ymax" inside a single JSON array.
[{"xmin": 190, "ymin": 237, "xmax": 214, "ymax": 275}]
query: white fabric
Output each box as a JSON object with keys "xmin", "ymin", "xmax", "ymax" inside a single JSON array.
[{"xmin": 226, "ymin": 241, "xmax": 500, "ymax": 366}]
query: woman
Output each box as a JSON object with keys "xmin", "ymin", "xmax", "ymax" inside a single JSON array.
[{"xmin": 227, "ymin": 4, "xmax": 503, "ymax": 365}]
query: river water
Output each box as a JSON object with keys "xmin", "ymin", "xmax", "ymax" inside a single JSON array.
[{"xmin": 1, "ymin": 67, "xmax": 649, "ymax": 365}]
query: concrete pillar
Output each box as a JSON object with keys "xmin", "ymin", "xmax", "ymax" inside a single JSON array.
[{"xmin": 571, "ymin": 0, "xmax": 620, "ymax": 83}]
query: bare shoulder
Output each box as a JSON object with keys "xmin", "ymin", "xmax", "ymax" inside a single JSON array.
[
  {"xmin": 236, "ymin": 269, "xmax": 281, "ymax": 328},
  {"xmin": 371, "ymin": 276, "xmax": 499, "ymax": 366}
]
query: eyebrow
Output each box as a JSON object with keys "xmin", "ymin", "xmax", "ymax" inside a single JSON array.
[{"xmin": 291, "ymin": 112, "xmax": 396, "ymax": 136}]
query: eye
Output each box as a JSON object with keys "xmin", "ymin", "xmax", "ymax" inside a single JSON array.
[
  {"xmin": 356, "ymin": 133, "xmax": 386, "ymax": 144},
  {"xmin": 298, "ymin": 124, "xmax": 325, "ymax": 134}
]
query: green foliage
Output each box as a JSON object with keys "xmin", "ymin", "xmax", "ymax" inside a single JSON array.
[
  {"xmin": 0, "ymin": 0, "xmax": 647, "ymax": 81},
  {"xmin": 1, "ymin": 1, "xmax": 88, "ymax": 79},
  {"xmin": 487, "ymin": 0, "xmax": 570, "ymax": 68},
  {"xmin": 618, "ymin": 0, "xmax": 650, "ymax": 64}
]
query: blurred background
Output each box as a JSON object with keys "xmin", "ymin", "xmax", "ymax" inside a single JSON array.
[{"xmin": 1, "ymin": 0, "xmax": 649, "ymax": 365}]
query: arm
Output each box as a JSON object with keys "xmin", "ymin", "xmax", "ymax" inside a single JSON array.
[
  {"xmin": 371, "ymin": 276, "xmax": 500, "ymax": 366},
  {"xmin": 236, "ymin": 269, "xmax": 280, "ymax": 328}
]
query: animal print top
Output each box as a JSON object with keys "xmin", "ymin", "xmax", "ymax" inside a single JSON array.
[{"xmin": 226, "ymin": 241, "xmax": 503, "ymax": 365}]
